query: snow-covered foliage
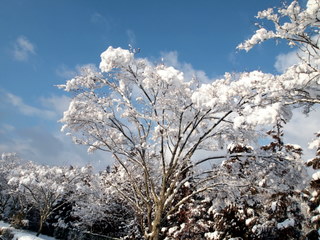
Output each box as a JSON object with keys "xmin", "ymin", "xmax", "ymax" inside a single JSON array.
[
  {"xmin": 238, "ymin": 0, "xmax": 320, "ymax": 52},
  {"xmin": 0, "ymin": 158, "xmax": 140, "ymax": 239},
  {"xmin": 305, "ymin": 132, "xmax": 320, "ymax": 231},
  {"xmin": 238, "ymin": 0, "xmax": 320, "ymax": 113},
  {"xmin": 0, "ymin": 153, "xmax": 22, "ymax": 220},
  {"xmin": 68, "ymin": 166, "xmax": 138, "ymax": 238},
  {"xmin": 7, "ymin": 162, "xmax": 93, "ymax": 236}
]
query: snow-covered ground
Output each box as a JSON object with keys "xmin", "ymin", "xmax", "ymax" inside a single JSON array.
[{"xmin": 0, "ymin": 221, "xmax": 56, "ymax": 240}]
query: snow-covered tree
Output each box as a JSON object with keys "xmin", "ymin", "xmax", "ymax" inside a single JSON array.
[
  {"xmin": 68, "ymin": 167, "xmax": 137, "ymax": 238},
  {"xmin": 58, "ymin": 46, "xmax": 302, "ymax": 239},
  {"xmin": 7, "ymin": 162, "xmax": 92, "ymax": 236},
  {"xmin": 0, "ymin": 152, "xmax": 21, "ymax": 220}
]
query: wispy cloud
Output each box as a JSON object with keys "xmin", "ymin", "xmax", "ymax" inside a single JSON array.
[
  {"xmin": 0, "ymin": 124, "xmax": 15, "ymax": 136},
  {"xmin": 12, "ymin": 36, "xmax": 36, "ymax": 61},
  {"xmin": 90, "ymin": 12, "xmax": 112, "ymax": 32},
  {"xmin": 0, "ymin": 124, "xmax": 111, "ymax": 169},
  {"xmin": 3, "ymin": 91, "xmax": 56, "ymax": 119},
  {"xmin": 0, "ymin": 89, "xmax": 72, "ymax": 121},
  {"xmin": 126, "ymin": 29, "xmax": 136, "ymax": 47},
  {"xmin": 160, "ymin": 51, "xmax": 211, "ymax": 83},
  {"xmin": 56, "ymin": 63, "xmax": 97, "ymax": 79},
  {"xmin": 91, "ymin": 12, "xmax": 105, "ymax": 24},
  {"xmin": 56, "ymin": 64, "xmax": 77, "ymax": 79},
  {"xmin": 0, "ymin": 89, "xmax": 112, "ymax": 170},
  {"xmin": 40, "ymin": 95, "xmax": 71, "ymax": 117}
]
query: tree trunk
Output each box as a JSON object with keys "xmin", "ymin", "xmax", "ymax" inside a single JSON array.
[
  {"xmin": 36, "ymin": 219, "xmax": 43, "ymax": 237},
  {"xmin": 145, "ymin": 205, "xmax": 163, "ymax": 240},
  {"xmin": 36, "ymin": 214, "xmax": 47, "ymax": 237}
]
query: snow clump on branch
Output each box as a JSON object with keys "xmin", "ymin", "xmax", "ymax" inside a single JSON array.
[{"xmin": 100, "ymin": 46, "xmax": 134, "ymax": 72}]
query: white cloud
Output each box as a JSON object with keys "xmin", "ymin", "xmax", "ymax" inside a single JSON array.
[
  {"xmin": 284, "ymin": 108, "xmax": 320, "ymax": 161},
  {"xmin": 273, "ymin": 35, "xmax": 320, "ymax": 73},
  {"xmin": 160, "ymin": 51, "xmax": 211, "ymax": 83},
  {"xmin": 274, "ymin": 50, "xmax": 300, "ymax": 73},
  {"xmin": 12, "ymin": 36, "xmax": 36, "ymax": 61}
]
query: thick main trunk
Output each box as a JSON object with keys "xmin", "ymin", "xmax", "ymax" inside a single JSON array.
[
  {"xmin": 146, "ymin": 227, "xmax": 160, "ymax": 240},
  {"xmin": 36, "ymin": 213, "xmax": 49, "ymax": 237},
  {"xmin": 36, "ymin": 219, "xmax": 43, "ymax": 237},
  {"xmin": 147, "ymin": 229, "xmax": 160, "ymax": 240},
  {"xmin": 145, "ymin": 204, "xmax": 163, "ymax": 240}
]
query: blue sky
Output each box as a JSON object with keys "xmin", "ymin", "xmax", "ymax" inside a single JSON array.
[{"xmin": 0, "ymin": 0, "xmax": 317, "ymax": 169}]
